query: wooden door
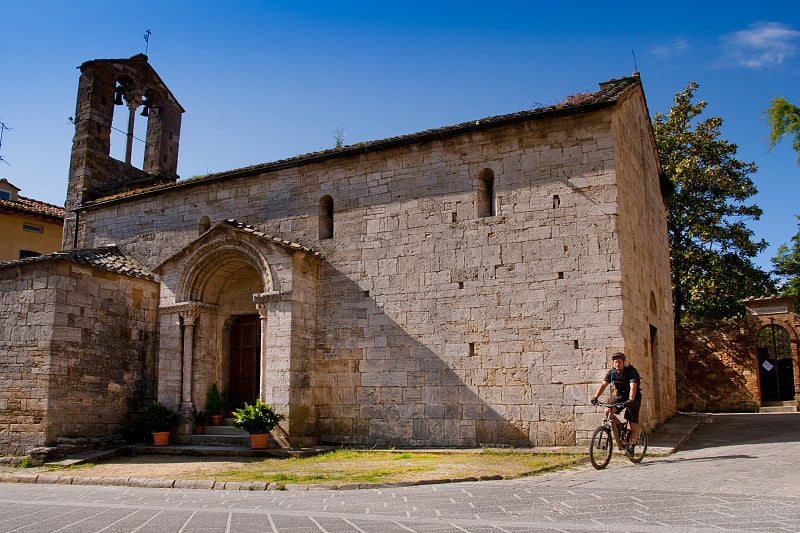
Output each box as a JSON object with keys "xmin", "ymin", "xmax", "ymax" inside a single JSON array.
[{"xmin": 228, "ymin": 315, "xmax": 260, "ymax": 407}]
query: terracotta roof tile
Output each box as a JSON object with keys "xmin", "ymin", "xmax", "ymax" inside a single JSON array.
[
  {"xmin": 0, "ymin": 245, "xmax": 154, "ymax": 280},
  {"xmin": 0, "ymin": 195, "xmax": 65, "ymax": 221}
]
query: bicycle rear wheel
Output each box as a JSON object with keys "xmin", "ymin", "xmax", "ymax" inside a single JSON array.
[
  {"xmin": 589, "ymin": 426, "xmax": 612, "ymax": 469},
  {"xmin": 628, "ymin": 428, "xmax": 648, "ymax": 463}
]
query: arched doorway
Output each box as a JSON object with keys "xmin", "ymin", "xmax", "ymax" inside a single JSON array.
[{"xmin": 757, "ymin": 325, "xmax": 795, "ymax": 402}]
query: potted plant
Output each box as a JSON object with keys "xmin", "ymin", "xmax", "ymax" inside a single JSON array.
[
  {"xmin": 206, "ymin": 384, "xmax": 224, "ymax": 425},
  {"xmin": 139, "ymin": 401, "xmax": 183, "ymax": 445},
  {"xmin": 230, "ymin": 399, "xmax": 284, "ymax": 449},
  {"xmin": 191, "ymin": 408, "xmax": 208, "ymax": 434}
]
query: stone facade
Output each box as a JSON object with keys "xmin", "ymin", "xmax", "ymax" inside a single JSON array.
[
  {"xmin": 0, "ymin": 55, "xmax": 676, "ymax": 453},
  {"xmin": 0, "ymin": 249, "xmax": 158, "ymax": 453}
]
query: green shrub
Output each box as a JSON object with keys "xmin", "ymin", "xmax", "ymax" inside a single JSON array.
[
  {"xmin": 231, "ymin": 399, "xmax": 284, "ymax": 434},
  {"xmin": 139, "ymin": 401, "xmax": 183, "ymax": 432},
  {"xmin": 206, "ymin": 384, "xmax": 224, "ymax": 416}
]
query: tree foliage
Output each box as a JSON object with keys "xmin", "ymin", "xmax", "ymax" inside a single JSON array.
[
  {"xmin": 653, "ymin": 82, "xmax": 774, "ymax": 324},
  {"xmin": 765, "ymin": 96, "xmax": 800, "ymax": 165},
  {"xmin": 772, "ymin": 216, "xmax": 800, "ymax": 296}
]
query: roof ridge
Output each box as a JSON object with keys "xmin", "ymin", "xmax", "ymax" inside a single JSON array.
[{"xmin": 222, "ymin": 219, "xmax": 322, "ymax": 257}]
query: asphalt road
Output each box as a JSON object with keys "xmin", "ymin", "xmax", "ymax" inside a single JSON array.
[{"xmin": 0, "ymin": 412, "xmax": 798, "ymax": 532}]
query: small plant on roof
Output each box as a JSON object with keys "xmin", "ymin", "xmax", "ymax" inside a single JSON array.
[{"xmin": 231, "ymin": 399, "xmax": 284, "ymax": 434}]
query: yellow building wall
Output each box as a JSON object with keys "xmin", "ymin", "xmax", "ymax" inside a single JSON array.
[{"xmin": 0, "ymin": 212, "xmax": 63, "ymax": 262}]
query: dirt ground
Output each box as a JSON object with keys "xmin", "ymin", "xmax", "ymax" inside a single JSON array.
[{"xmin": 2, "ymin": 450, "xmax": 587, "ymax": 485}]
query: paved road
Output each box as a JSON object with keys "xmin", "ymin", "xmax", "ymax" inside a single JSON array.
[{"xmin": 0, "ymin": 413, "xmax": 798, "ymax": 532}]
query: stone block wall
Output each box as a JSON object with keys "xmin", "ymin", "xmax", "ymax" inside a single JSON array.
[
  {"xmin": 609, "ymin": 86, "xmax": 676, "ymax": 425},
  {"xmin": 73, "ymin": 81, "xmax": 673, "ymax": 446},
  {"xmin": 0, "ymin": 259, "xmax": 158, "ymax": 454},
  {"xmin": 674, "ymin": 321, "xmax": 760, "ymax": 412}
]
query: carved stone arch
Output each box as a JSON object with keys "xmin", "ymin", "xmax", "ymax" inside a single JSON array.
[{"xmin": 176, "ymin": 239, "xmax": 275, "ymax": 303}]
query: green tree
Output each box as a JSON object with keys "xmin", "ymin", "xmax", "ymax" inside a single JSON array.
[
  {"xmin": 772, "ymin": 216, "xmax": 800, "ymax": 296},
  {"xmin": 653, "ymin": 82, "xmax": 775, "ymax": 324},
  {"xmin": 764, "ymin": 97, "xmax": 800, "ymax": 164}
]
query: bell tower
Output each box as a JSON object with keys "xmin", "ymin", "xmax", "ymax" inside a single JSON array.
[{"xmin": 62, "ymin": 54, "xmax": 184, "ymax": 249}]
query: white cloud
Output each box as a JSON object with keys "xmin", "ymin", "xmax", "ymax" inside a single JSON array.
[
  {"xmin": 721, "ymin": 21, "xmax": 800, "ymax": 69},
  {"xmin": 651, "ymin": 38, "xmax": 690, "ymax": 59}
]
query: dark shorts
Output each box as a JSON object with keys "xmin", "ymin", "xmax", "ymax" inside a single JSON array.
[{"xmin": 610, "ymin": 396, "xmax": 641, "ymax": 424}]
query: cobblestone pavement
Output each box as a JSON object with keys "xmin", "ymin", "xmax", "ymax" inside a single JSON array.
[{"xmin": 0, "ymin": 412, "xmax": 798, "ymax": 532}]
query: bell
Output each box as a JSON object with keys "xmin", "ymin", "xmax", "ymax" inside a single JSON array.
[
  {"xmin": 114, "ymin": 91, "xmax": 123, "ymax": 105},
  {"xmin": 140, "ymin": 106, "xmax": 149, "ymax": 117}
]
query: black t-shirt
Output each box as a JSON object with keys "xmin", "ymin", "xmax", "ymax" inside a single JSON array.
[{"xmin": 604, "ymin": 364, "xmax": 642, "ymax": 400}]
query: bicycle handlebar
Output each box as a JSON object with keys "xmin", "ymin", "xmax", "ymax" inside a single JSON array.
[{"xmin": 593, "ymin": 401, "xmax": 626, "ymax": 409}]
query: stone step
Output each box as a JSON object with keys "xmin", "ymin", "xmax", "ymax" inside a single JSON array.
[
  {"xmin": 759, "ymin": 405, "xmax": 798, "ymax": 413},
  {"xmin": 201, "ymin": 425, "xmax": 248, "ymax": 436},
  {"xmin": 175, "ymin": 432, "xmax": 250, "ymax": 447},
  {"xmin": 759, "ymin": 401, "xmax": 798, "ymax": 413}
]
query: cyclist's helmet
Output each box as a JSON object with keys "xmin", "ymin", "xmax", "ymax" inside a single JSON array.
[{"xmin": 611, "ymin": 352, "xmax": 626, "ymax": 361}]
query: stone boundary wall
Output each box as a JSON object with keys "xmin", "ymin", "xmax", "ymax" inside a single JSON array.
[
  {"xmin": 0, "ymin": 260, "xmax": 159, "ymax": 455},
  {"xmin": 674, "ymin": 321, "xmax": 760, "ymax": 412}
]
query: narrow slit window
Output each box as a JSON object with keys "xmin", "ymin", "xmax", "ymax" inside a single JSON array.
[
  {"xmin": 553, "ymin": 195, "xmax": 560, "ymax": 208},
  {"xmin": 198, "ymin": 216, "xmax": 211, "ymax": 235},
  {"xmin": 319, "ymin": 195, "xmax": 334, "ymax": 240},
  {"xmin": 477, "ymin": 168, "xmax": 496, "ymax": 217}
]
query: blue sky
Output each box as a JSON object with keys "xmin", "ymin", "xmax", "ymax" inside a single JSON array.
[{"xmin": 1, "ymin": 1, "xmax": 798, "ymax": 272}]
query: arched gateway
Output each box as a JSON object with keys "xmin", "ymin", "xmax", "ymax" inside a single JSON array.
[
  {"xmin": 744, "ymin": 296, "xmax": 800, "ymax": 409},
  {"xmin": 153, "ymin": 220, "xmax": 322, "ymax": 445}
]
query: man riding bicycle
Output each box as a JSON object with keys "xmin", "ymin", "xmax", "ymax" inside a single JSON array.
[{"xmin": 591, "ymin": 352, "xmax": 642, "ymax": 455}]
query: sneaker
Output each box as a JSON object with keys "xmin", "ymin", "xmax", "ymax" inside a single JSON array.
[{"xmin": 626, "ymin": 444, "xmax": 635, "ymax": 455}]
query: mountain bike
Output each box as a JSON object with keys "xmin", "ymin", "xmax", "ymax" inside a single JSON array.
[{"xmin": 588, "ymin": 401, "xmax": 648, "ymax": 469}]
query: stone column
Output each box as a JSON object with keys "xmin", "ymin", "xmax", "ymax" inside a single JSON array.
[
  {"xmin": 180, "ymin": 313, "xmax": 197, "ymax": 412},
  {"xmin": 254, "ymin": 295, "xmax": 270, "ymax": 402}
]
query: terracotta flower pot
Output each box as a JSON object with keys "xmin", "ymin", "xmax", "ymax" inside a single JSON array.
[
  {"xmin": 210, "ymin": 415, "xmax": 224, "ymax": 426},
  {"xmin": 152, "ymin": 431, "xmax": 170, "ymax": 446},
  {"xmin": 249, "ymin": 433, "xmax": 268, "ymax": 449},
  {"xmin": 193, "ymin": 424, "xmax": 206, "ymax": 435}
]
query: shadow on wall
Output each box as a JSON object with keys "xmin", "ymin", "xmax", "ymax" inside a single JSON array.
[
  {"xmin": 675, "ymin": 321, "xmax": 760, "ymax": 412},
  {"xmin": 312, "ymin": 267, "xmax": 579, "ymax": 448}
]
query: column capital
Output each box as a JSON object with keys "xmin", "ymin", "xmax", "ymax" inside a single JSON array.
[
  {"xmin": 253, "ymin": 291, "xmax": 292, "ymax": 306},
  {"xmin": 163, "ymin": 301, "xmax": 218, "ymax": 322}
]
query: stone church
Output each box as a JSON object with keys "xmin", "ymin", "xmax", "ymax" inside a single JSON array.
[{"xmin": 0, "ymin": 54, "xmax": 675, "ymax": 455}]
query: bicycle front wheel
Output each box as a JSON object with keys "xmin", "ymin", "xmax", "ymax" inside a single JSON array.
[
  {"xmin": 628, "ymin": 428, "xmax": 648, "ymax": 464},
  {"xmin": 589, "ymin": 426, "xmax": 613, "ymax": 469}
]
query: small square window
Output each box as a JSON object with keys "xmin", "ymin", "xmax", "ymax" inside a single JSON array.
[{"xmin": 0, "ymin": 191, "xmax": 10, "ymax": 201}]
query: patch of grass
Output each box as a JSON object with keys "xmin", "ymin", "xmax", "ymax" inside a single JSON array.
[{"xmin": 178, "ymin": 450, "xmax": 584, "ymax": 485}]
